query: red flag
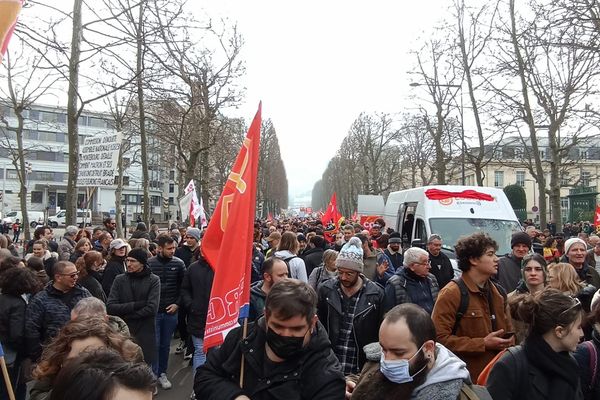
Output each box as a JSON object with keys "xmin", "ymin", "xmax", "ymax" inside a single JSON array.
[
  {"xmin": 321, "ymin": 192, "xmax": 342, "ymax": 226},
  {"xmin": 201, "ymin": 103, "xmax": 261, "ymax": 351},
  {"xmin": 594, "ymin": 205, "xmax": 600, "ymax": 229},
  {"xmin": 0, "ymin": 0, "xmax": 23, "ymax": 62}
]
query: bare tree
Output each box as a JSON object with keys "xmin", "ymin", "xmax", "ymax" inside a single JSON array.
[{"xmin": 0, "ymin": 45, "xmax": 60, "ymax": 241}]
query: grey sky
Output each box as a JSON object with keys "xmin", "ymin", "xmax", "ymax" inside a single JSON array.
[{"xmin": 194, "ymin": 1, "xmax": 449, "ymax": 199}]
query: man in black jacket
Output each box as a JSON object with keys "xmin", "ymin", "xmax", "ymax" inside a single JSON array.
[
  {"xmin": 194, "ymin": 279, "xmax": 345, "ymax": 400},
  {"xmin": 302, "ymin": 235, "xmax": 326, "ymax": 277},
  {"xmin": 316, "ymin": 237, "xmax": 384, "ymax": 375},
  {"xmin": 426, "ymin": 234, "xmax": 454, "ymax": 289},
  {"xmin": 148, "ymin": 235, "xmax": 185, "ymax": 390},
  {"xmin": 180, "ymin": 254, "xmax": 214, "ymax": 376},
  {"xmin": 384, "ymin": 232, "xmax": 404, "ymax": 271}
]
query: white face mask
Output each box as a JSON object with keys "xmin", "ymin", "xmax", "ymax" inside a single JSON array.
[{"xmin": 379, "ymin": 343, "xmax": 427, "ymax": 384}]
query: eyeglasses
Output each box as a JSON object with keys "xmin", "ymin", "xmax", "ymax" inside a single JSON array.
[
  {"xmin": 558, "ymin": 297, "xmax": 582, "ymax": 319},
  {"xmin": 415, "ymin": 261, "xmax": 431, "ymax": 266},
  {"xmin": 59, "ymin": 272, "xmax": 79, "ymax": 278}
]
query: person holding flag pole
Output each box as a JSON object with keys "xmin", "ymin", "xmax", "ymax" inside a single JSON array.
[{"xmin": 192, "ymin": 104, "xmax": 345, "ymax": 400}]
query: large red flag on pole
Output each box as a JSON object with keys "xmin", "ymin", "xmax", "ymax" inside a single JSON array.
[
  {"xmin": 321, "ymin": 192, "xmax": 342, "ymax": 226},
  {"xmin": 201, "ymin": 103, "xmax": 261, "ymax": 351},
  {"xmin": 0, "ymin": 0, "xmax": 23, "ymax": 62},
  {"xmin": 594, "ymin": 205, "xmax": 600, "ymax": 229}
]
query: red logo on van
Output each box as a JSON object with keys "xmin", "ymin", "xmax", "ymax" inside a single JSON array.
[{"xmin": 439, "ymin": 198, "xmax": 453, "ymax": 205}]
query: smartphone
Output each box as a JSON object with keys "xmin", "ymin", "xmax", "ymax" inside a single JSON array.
[{"xmin": 502, "ymin": 331, "xmax": 515, "ymax": 339}]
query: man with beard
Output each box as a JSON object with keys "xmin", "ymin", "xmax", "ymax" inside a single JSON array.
[
  {"xmin": 345, "ymin": 304, "xmax": 483, "ymax": 400},
  {"xmin": 495, "ymin": 232, "xmax": 531, "ymax": 293},
  {"xmin": 384, "ymin": 232, "xmax": 403, "ymax": 271},
  {"xmin": 194, "ymin": 279, "xmax": 345, "ymax": 400},
  {"xmin": 317, "ymin": 237, "xmax": 384, "ymax": 375}
]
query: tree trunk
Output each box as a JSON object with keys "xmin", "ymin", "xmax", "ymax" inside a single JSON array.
[
  {"xmin": 136, "ymin": 1, "xmax": 150, "ymax": 224},
  {"xmin": 509, "ymin": 0, "xmax": 547, "ymax": 228},
  {"xmin": 115, "ymin": 137, "xmax": 125, "ymax": 238},
  {"xmin": 547, "ymin": 126, "xmax": 563, "ymax": 231},
  {"xmin": 66, "ymin": 0, "xmax": 83, "ymax": 226},
  {"xmin": 435, "ymin": 108, "xmax": 446, "ymax": 184},
  {"xmin": 15, "ymin": 112, "xmax": 30, "ymax": 241}
]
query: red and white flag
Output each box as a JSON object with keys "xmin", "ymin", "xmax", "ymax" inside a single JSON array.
[
  {"xmin": 321, "ymin": 192, "xmax": 342, "ymax": 226},
  {"xmin": 184, "ymin": 180, "xmax": 208, "ymax": 228},
  {"xmin": 0, "ymin": 0, "xmax": 22, "ymax": 62},
  {"xmin": 201, "ymin": 103, "xmax": 261, "ymax": 351}
]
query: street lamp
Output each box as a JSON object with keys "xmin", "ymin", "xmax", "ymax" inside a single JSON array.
[{"xmin": 409, "ymin": 82, "xmax": 465, "ymax": 185}]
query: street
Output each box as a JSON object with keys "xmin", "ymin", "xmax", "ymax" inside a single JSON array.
[{"xmin": 155, "ymin": 340, "xmax": 196, "ymax": 399}]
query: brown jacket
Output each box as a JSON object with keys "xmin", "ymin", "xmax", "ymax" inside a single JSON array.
[{"xmin": 431, "ymin": 273, "xmax": 513, "ymax": 381}]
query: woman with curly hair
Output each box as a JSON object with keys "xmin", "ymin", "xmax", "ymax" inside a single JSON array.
[
  {"xmin": 29, "ymin": 316, "xmax": 142, "ymax": 400},
  {"xmin": 431, "ymin": 232, "xmax": 513, "ymax": 381},
  {"xmin": 75, "ymin": 251, "xmax": 106, "ymax": 302},
  {"xmin": 0, "ymin": 267, "xmax": 40, "ymax": 400},
  {"xmin": 69, "ymin": 238, "xmax": 92, "ymax": 263}
]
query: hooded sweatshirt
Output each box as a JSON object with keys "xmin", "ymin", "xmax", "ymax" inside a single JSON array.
[
  {"xmin": 273, "ymin": 249, "xmax": 308, "ymax": 282},
  {"xmin": 411, "ymin": 343, "xmax": 472, "ymax": 400}
]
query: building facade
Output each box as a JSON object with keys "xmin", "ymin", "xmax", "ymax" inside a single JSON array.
[{"xmin": 0, "ymin": 103, "xmax": 179, "ymax": 225}]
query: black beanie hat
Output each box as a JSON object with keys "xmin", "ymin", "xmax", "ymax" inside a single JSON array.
[
  {"xmin": 128, "ymin": 247, "xmax": 148, "ymax": 265},
  {"xmin": 511, "ymin": 231, "xmax": 532, "ymax": 249}
]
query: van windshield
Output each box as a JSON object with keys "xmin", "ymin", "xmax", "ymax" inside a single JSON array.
[{"xmin": 429, "ymin": 218, "xmax": 522, "ymax": 255}]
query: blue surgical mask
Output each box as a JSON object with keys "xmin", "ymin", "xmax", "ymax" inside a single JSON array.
[{"xmin": 380, "ymin": 344, "xmax": 427, "ymax": 384}]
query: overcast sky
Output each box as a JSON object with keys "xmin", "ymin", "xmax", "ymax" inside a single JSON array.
[{"xmin": 192, "ymin": 1, "xmax": 449, "ymax": 200}]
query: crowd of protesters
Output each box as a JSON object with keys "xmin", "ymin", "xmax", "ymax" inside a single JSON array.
[{"xmin": 1, "ymin": 213, "xmax": 600, "ymax": 400}]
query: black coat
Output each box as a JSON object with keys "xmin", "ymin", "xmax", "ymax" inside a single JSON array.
[
  {"xmin": 106, "ymin": 266, "xmax": 160, "ymax": 363},
  {"xmin": 78, "ymin": 271, "xmax": 107, "ymax": 303},
  {"xmin": 148, "ymin": 254, "xmax": 185, "ymax": 312},
  {"xmin": 0, "ymin": 293, "xmax": 27, "ymax": 360},
  {"xmin": 428, "ymin": 251, "xmax": 454, "ymax": 289},
  {"xmin": 180, "ymin": 257, "xmax": 214, "ymax": 337},
  {"xmin": 194, "ymin": 317, "xmax": 345, "ymax": 400},
  {"xmin": 102, "ymin": 256, "xmax": 126, "ymax": 296},
  {"xmin": 175, "ymin": 245, "xmax": 200, "ymax": 268},
  {"xmin": 574, "ymin": 329, "xmax": 600, "ymax": 400},
  {"xmin": 302, "ymin": 247, "xmax": 324, "ymax": 277},
  {"xmin": 317, "ymin": 276, "xmax": 384, "ymax": 371}
]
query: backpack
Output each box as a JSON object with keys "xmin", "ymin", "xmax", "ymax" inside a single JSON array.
[
  {"xmin": 282, "ymin": 255, "xmax": 299, "ymax": 278},
  {"xmin": 460, "ymin": 383, "xmax": 493, "ymax": 400},
  {"xmin": 451, "ymin": 277, "xmax": 508, "ymax": 335},
  {"xmin": 582, "ymin": 340, "xmax": 598, "ymax": 392}
]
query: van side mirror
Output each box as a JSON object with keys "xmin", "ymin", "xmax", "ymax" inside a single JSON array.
[{"xmin": 411, "ymin": 239, "xmax": 426, "ymax": 250}]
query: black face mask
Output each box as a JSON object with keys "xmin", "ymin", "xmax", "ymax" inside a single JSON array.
[{"xmin": 266, "ymin": 326, "xmax": 308, "ymax": 359}]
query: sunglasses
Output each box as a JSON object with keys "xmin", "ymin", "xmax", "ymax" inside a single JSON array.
[
  {"xmin": 59, "ymin": 272, "xmax": 79, "ymax": 278},
  {"xmin": 558, "ymin": 297, "xmax": 582, "ymax": 319}
]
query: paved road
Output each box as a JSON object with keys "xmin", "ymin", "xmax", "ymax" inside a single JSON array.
[{"xmin": 155, "ymin": 341, "xmax": 196, "ymax": 399}]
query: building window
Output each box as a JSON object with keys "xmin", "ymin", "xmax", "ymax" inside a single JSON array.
[
  {"xmin": 493, "ymin": 148, "xmax": 503, "ymax": 159},
  {"xmin": 580, "ymin": 149, "xmax": 588, "ymax": 160},
  {"xmin": 514, "ymin": 148, "xmax": 524, "ymax": 159},
  {"xmin": 581, "ymin": 171, "xmax": 591, "ymax": 187},
  {"xmin": 560, "ymin": 173, "xmax": 570, "ymax": 187},
  {"xmin": 169, "ymin": 170, "xmax": 175, "ymax": 180},
  {"xmin": 560, "ymin": 197, "xmax": 569, "ymax": 210},
  {"xmin": 28, "ymin": 109, "xmax": 40, "ymax": 121},
  {"xmin": 31, "ymin": 191, "xmax": 43, "ymax": 203},
  {"xmin": 168, "ymin": 197, "xmax": 174, "ymax": 205},
  {"xmin": 539, "ymin": 150, "xmax": 546, "ymax": 159},
  {"xmin": 169, "ymin": 183, "xmax": 174, "ymax": 193},
  {"xmin": 494, "ymin": 171, "xmax": 504, "ymax": 187},
  {"xmin": 516, "ymin": 171, "xmax": 525, "ymax": 187}
]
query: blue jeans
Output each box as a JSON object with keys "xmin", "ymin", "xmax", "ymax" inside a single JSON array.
[
  {"xmin": 152, "ymin": 311, "xmax": 178, "ymax": 376},
  {"xmin": 191, "ymin": 335, "xmax": 207, "ymax": 375}
]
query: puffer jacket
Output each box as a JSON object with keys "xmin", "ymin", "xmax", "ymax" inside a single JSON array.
[
  {"xmin": 383, "ymin": 267, "xmax": 439, "ymax": 314},
  {"xmin": 317, "ymin": 276, "xmax": 385, "ymax": 371},
  {"xmin": 148, "ymin": 254, "xmax": 185, "ymax": 312},
  {"xmin": 25, "ymin": 283, "xmax": 91, "ymax": 360},
  {"xmin": 194, "ymin": 317, "xmax": 345, "ymax": 400}
]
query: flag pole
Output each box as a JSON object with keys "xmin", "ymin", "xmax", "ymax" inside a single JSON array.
[
  {"xmin": 0, "ymin": 342, "xmax": 15, "ymax": 400},
  {"xmin": 239, "ymin": 317, "xmax": 249, "ymax": 388}
]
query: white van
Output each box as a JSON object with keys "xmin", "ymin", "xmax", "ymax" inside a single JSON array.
[
  {"xmin": 48, "ymin": 209, "xmax": 92, "ymax": 228},
  {"xmin": 2, "ymin": 211, "xmax": 45, "ymax": 228},
  {"xmin": 373, "ymin": 185, "xmax": 522, "ymax": 255}
]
